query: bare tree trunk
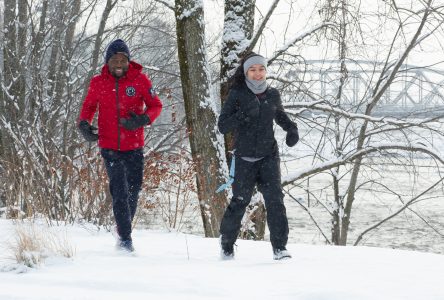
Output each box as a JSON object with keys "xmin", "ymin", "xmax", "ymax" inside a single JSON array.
[
  {"xmin": 54, "ymin": 0, "xmax": 81, "ymax": 108},
  {"xmin": 1, "ymin": 0, "xmax": 16, "ymax": 158},
  {"xmin": 339, "ymin": 0, "xmax": 433, "ymax": 245},
  {"xmin": 47, "ymin": 0, "xmax": 67, "ymax": 99},
  {"xmin": 16, "ymin": 0, "xmax": 26, "ymax": 116},
  {"xmin": 174, "ymin": 0, "xmax": 228, "ymax": 237},
  {"xmin": 82, "ymin": 0, "xmax": 118, "ymax": 99},
  {"xmin": 331, "ymin": 175, "xmax": 341, "ymax": 244},
  {"xmin": 52, "ymin": 0, "xmax": 81, "ymax": 219},
  {"xmin": 29, "ymin": 0, "xmax": 48, "ymax": 115},
  {"xmin": 220, "ymin": 0, "xmax": 255, "ymax": 158},
  {"xmin": 2, "ymin": 0, "xmax": 20, "ymax": 160},
  {"xmin": 3, "ymin": 0, "xmax": 18, "ymax": 121},
  {"xmin": 220, "ymin": 0, "xmax": 255, "ymax": 103},
  {"xmin": 0, "ymin": 0, "xmax": 3, "ymax": 158},
  {"xmin": 1, "ymin": 0, "xmax": 29, "ymax": 213},
  {"xmin": 332, "ymin": 0, "xmax": 348, "ymax": 245}
]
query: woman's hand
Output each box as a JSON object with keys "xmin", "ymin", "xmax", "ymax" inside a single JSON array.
[{"xmin": 286, "ymin": 126, "xmax": 299, "ymax": 147}]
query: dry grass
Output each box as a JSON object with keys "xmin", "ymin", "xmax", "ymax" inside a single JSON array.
[{"xmin": 7, "ymin": 223, "xmax": 75, "ymax": 268}]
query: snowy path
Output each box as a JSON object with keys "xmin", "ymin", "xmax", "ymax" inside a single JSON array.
[{"xmin": 0, "ymin": 220, "xmax": 443, "ymax": 300}]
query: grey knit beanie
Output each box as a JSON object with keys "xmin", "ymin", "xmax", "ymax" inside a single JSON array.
[{"xmin": 243, "ymin": 55, "xmax": 267, "ymax": 75}]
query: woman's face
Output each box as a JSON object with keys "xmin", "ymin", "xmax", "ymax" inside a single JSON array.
[{"xmin": 246, "ymin": 64, "xmax": 266, "ymax": 81}]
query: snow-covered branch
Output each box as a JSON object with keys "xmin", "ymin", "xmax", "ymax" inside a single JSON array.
[
  {"xmin": 177, "ymin": 0, "xmax": 203, "ymax": 20},
  {"xmin": 285, "ymin": 100, "xmax": 441, "ymax": 127},
  {"xmin": 282, "ymin": 142, "xmax": 444, "ymax": 186},
  {"xmin": 268, "ymin": 23, "xmax": 335, "ymax": 65},
  {"xmin": 144, "ymin": 65, "xmax": 180, "ymax": 78},
  {"xmin": 246, "ymin": 0, "xmax": 280, "ymax": 53}
]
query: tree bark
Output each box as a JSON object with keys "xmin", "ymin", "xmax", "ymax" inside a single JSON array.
[
  {"xmin": 2, "ymin": 0, "xmax": 19, "ymax": 159},
  {"xmin": 47, "ymin": 0, "xmax": 67, "ymax": 98},
  {"xmin": 16, "ymin": 0, "xmax": 26, "ymax": 116},
  {"xmin": 29, "ymin": 0, "xmax": 48, "ymax": 115},
  {"xmin": 175, "ymin": 0, "xmax": 228, "ymax": 237},
  {"xmin": 220, "ymin": 0, "xmax": 255, "ymax": 104},
  {"xmin": 55, "ymin": 0, "xmax": 82, "ymax": 219}
]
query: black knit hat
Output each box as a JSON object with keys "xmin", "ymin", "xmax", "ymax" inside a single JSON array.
[{"xmin": 105, "ymin": 39, "xmax": 130, "ymax": 63}]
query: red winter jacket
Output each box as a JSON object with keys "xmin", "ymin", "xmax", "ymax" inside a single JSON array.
[{"xmin": 79, "ymin": 61, "xmax": 163, "ymax": 151}]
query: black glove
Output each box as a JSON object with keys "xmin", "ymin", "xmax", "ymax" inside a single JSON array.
[
  {"xmin": 286, "ymin": 126, "xmax": 299, "ymax": 147},
  {"xmin": 120, "ymin": 112, "xmax": 150, "ymax": 130},
  {"xmin": 234, "ymin": 110, "xmax": 247, "ymax": 121},
  {"xmin": 78, "ymin": 120, "xmax": 99, "ymax": 142}
]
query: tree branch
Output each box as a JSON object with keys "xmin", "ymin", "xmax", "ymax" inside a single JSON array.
[
  {"xmin": 282, "ymin": 143, "xmax": 444, "ymax": 186},
  {"xmin": 246, "ymin": 0, "xmax": 280, "ymax": 52},
  {"xmin": 285, "ymin": 100, "xmax": 442, "ymax": 127},
  {"xmin": 153, "ymin": 0, "xmax": 174, "ymax": 11},
  {"xmin": 268, "ymin": 22, "xmax": 335, "ymax": 65},
  {"xmin": 353, "ymin": 177, "xmax": 444, "ymax": 246},
  {"xmin": 366, "ymin": 0, "xmax": 433, "ymax": 114},
  {"xmin": 285, "ymin": 191, "xmax": 332, "ymax": 244}
]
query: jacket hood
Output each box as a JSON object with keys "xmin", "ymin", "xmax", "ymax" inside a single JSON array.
[{"xmin": 101, "ymin": 61, "xmax": 143, "ymax": 80}]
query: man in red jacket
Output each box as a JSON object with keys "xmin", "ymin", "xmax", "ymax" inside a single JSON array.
[{"xmin": 78, "ymin": 39, "xmax": 163, "ymax": 252}]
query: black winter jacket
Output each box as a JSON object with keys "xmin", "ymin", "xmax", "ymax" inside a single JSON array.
[{"xmin": 218, "ymin": 84, "xmax": 297, "ymax": 158}]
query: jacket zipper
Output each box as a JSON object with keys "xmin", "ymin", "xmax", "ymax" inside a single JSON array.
[
  {"xmin": 254, "ymin": 95, "xmax": 261, "ymax": 157},
  {"xmin": 115, "ymin": 79, "xmax": 121, "ymax": 150}
]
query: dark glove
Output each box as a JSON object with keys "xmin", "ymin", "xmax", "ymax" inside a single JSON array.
[
  {"xmin": 234, "ymin": 110, "xmax": 247, "ymax": 121},
  {"xmin": 78, "ymin": 120, "xmax": 99, "ymax": 142},
  {"xmin": 286, "ymin": 126, "xmax": 299, "ymax": 147},
  {"xmin": 120, "ymin": 112, "xmax": 150, "ymax": 130}
]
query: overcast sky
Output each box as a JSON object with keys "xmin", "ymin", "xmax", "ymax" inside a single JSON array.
[{"xmin": 204, "ymin": 0, "xmax": 444, "ymax": 69}]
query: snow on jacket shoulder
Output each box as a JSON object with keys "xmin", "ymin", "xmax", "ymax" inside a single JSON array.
[{"xmin": 79, "ymin": 61, "xmax": 163, "ymax": 151}]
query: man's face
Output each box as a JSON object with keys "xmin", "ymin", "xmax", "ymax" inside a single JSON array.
[{"xmin": 108, "ymin": 53, "xmax": 129, "ymax": 78}]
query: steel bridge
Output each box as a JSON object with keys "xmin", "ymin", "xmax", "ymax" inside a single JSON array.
[{"xmin": 283, "ymin": 59, "xmax": 444, "ymax": 117}]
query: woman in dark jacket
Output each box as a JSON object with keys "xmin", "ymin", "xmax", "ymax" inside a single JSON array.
[{"xmin": 218, "ymin": 52, "xmax": 299, "ymax": 260}]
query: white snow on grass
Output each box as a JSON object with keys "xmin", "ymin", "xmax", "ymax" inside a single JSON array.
[{"xmin": 0, "ymin": 219, "xmax": 443, "ymax": 300}]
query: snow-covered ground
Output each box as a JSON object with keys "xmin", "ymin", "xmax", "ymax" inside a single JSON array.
[{"xmin": 0, "ymin": 219, "xmax": 443, "ymax": 300}]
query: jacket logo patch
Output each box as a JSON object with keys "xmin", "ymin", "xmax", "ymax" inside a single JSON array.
[{"xmin": 126, "ymin": 86, "xmax": 136, "ymax": 96}]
